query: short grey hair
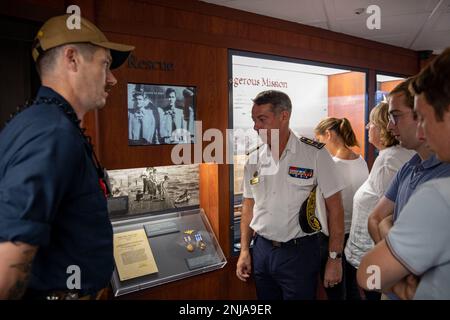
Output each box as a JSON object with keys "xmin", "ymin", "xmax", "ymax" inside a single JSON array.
[{"xmin": 252, "ymin": 90, "xmax": 292, "ymax": 114}]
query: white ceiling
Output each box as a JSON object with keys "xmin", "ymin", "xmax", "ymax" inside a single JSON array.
[
  {"xmin": 201, "ymin": 0, "xmax": 450, "ymax": 54},
  {"xmin": 376, "ymin": 74, "xmax": 405, "ymax": 82}
]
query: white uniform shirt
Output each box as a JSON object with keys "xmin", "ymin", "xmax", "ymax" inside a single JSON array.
[{"xmin": 243, "ymin": 131, "xmax": 344, "ymax": 242}]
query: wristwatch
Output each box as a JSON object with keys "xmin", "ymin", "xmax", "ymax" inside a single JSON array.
[{"xmin": 329, "ymin": 251, "xmax": 342, "ymax": 259}]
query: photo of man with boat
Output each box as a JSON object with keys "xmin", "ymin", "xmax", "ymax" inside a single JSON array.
[{"xmin": 108, "ymin": 164, "xmax": 199, "ymax": 219}]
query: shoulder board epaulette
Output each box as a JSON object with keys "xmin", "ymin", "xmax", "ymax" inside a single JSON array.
[
  {"xmin": 246, "ymin": 144, "xmax": 263, "ymax": 156},
  {"xmin": 300, "ymin": 136, "xmax": 325, "ymax": 149}
]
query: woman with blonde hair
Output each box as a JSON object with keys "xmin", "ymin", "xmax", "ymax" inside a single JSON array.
[
  {"xmin": 314, "ymin": 117, "xmax": 369, "ymax": 300},
  {"xmin": 344, "ymin": 102, "xmax": 415, "ymax": 300}
]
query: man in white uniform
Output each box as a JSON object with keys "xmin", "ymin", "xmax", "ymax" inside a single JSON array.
[{"xmin": 235, "ymin": 90, "xmax": 345, "ymax": 300}]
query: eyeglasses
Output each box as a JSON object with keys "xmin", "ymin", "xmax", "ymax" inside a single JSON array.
[{"xmin": 388, "ymin": 111, "xmax": 415, "ymax": 126}]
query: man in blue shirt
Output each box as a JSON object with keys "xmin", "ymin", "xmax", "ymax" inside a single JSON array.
[{"xmin": 0, "ymin": 15, "xmax": 133, "ymax": 299}]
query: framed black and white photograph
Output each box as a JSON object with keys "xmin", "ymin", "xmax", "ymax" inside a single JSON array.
[
  {"xmin": 107, "ymin": 164, "xmax": 200, "ymax": 220},
  {"xmin": 128, "ymin": 83, "xmax": 196, "ymax": 145}
]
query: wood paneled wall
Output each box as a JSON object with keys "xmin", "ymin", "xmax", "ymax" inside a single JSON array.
[
  {"xmin": 93, "ymin": 0, "xmax": 418, "ymax": 74},
  {"xmin": 199, "ymin": 164, "xmax": 220, "ymax": 241},
  {"xmin": 0, "ymin": 0, "xmax": 421, "ymax": 300},
  {"xmin": 328, "ymin": 72, "xmax": 367, "ymax": 157}
]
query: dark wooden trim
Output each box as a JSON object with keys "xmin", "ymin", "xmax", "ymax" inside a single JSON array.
[{"xmin": 366, "ymin": 69, "xmax": 377, "ymax": 169}]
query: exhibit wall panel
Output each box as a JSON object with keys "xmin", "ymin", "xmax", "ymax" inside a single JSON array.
[{"xmin": 97, "ymin": 33, "xmax": 225, "ymax": 169}]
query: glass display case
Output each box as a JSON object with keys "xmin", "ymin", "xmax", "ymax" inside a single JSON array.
[
  {"xmin": 106, "ymin": 164, "xmax": 226, "ymax": 297},
  {"xmin": 228, "ymin": 50, "xmax": 368, "ymax": 254},
  {"xmin": 110, "ymin": 208, "xmax": 227, "ymax": 297}
]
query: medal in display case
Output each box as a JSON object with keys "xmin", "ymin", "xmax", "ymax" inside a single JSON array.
[{"xmin": 110, "ymin": 208, "xmax": 226, "ymax": 297}]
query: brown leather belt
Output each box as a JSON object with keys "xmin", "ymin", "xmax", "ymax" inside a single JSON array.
[{"xmin": 271, "ymin": 239, "xmax": 300, "ymax": 247}]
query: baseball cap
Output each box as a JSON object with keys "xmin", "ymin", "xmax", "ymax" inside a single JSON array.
[{"xmin": 32, "ymin": 14, "xmax": 134, "ymax": 69}]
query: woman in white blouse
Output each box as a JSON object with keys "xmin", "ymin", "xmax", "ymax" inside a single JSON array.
[
  {"xmin": 315, "ymin": 117, "xmax": 369, "ymax": 300},
  {"xmin": 344, "ymin": 102, "xmax": 415, "ymax": 300}
]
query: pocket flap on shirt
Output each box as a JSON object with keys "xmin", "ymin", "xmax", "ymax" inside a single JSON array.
[{"xmin": 287, "ymin": 176, "xmax": 314, "ymax": 186}]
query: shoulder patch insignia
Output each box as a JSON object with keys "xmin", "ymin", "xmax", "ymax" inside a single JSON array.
[{"xmin": 300, "ymin": 137, "xmax": 325, "ymax": 149}]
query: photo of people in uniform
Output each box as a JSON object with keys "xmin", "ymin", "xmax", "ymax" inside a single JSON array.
[
  {"xmin": 128, "ymin": 83, "xmax": 196, "ymax": 145},
  {"xmin": 108, "ymin": 164, "xmax": 199, "ymax": 219}
]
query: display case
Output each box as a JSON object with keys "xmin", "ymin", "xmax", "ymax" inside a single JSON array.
[
  {"xmin": 110, "ymin": 208, "xmax": 227, "ymax": 297},
  {"xmin": 106, "ymin": 164, "xmax": 226, "ymax": 297}
]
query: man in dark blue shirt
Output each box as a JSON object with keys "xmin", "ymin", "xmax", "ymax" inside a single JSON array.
[{"xmin": 0, "ymin": 14, "xmax": 133, "ymax": 299}]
